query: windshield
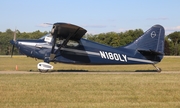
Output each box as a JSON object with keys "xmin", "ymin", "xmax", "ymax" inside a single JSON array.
[
  {"xmin": 39, "ymin": 33, "xmax": 79, "ymax": 47},
  {"xmin": 39, "ymin": 33, "xmax": 52, "ymax": 40}
]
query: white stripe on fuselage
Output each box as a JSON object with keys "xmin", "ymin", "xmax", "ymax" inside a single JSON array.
[
  {"xmin": 127, "ymin": 57, "xmax": 158, "ymax": 64},
  {"xmin": 61, "ymin": 48, "xmax": 100, "ymax": 56},
  {"xmin": 18, "ymin": 42, "xmax": 100, "ymax": 56},
  {"xmin": 18, "ymin": 42, "xmax": 37, "ymax": 46}
]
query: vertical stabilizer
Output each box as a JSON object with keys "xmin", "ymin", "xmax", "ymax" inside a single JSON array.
[{"xmin": 124, "ymin": 25, "xmax": 165, "ymax": 54}]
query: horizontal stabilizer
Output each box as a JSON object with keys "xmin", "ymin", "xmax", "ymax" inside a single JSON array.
[{"xmin": 138, "ymin": 49, "xmax": 163, "ymax": 55}]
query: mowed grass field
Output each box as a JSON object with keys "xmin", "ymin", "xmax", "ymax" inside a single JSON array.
[{"xmin": 0, "ymin": 56, "xmax": 180, "ymax": 108}]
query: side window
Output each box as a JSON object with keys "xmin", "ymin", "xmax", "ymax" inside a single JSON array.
[
  {"xmin": 67, "ymin": 40, "xmax": 79, "ymax": 47},
  {"xmin": 56, "ymin": 39, "xmax": 64, "ymax": 47},
  {"xmin": 56, "ymin": 39, "xmax": 79, "ymax": 48}
]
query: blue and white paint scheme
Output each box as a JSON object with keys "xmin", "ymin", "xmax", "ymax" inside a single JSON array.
[{"xmin": 10, "ymin": 23, "xmax": 165, "ymax": 72}]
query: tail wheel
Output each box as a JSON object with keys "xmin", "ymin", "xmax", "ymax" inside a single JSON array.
[
  {"xmin": 152, "ymin": 64, "xmax": 162, "ymax": 72},
  {"xmin": 157, "ymin": 68, "xmax": 162, "ymax": 72}
]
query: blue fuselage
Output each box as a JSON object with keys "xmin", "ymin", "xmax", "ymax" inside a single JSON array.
[{"xmin": 11, "ymin": 38, "xmax": 161, "ymax": 65}]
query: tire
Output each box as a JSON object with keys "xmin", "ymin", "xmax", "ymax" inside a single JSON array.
[{"xmin": 39, "ymin": 69, "xmax": 48, "ymax": 73}]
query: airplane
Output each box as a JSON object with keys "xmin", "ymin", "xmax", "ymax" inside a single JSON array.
[{"xmin": 10, "ymin": 23, "xmax": 165, "ymax": 72}]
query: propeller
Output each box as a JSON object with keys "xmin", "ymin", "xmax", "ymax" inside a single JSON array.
[
  {"xmin": 11, "ymin": 29, "xmax": 17, "ymax": 58},
  {"xmin": 11, "ymin": 45, "xmax": 14, "ymax": 58}
]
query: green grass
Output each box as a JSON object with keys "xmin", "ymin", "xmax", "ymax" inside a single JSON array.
[
  {"xmin": 0, "ymin": 56, "xmax": 180, "ymax": 71},
  {"xmin": 0, "ymin": 56, "xmax": 180, "ymax": 107},
  {"xmin": 0, "ymin": 74, "xmax": 180, "ymax": 108}
]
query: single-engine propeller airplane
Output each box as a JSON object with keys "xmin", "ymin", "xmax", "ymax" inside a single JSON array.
[{"xmin": 10, "ymin": 23, "xmax": 165, "ymax": 72}]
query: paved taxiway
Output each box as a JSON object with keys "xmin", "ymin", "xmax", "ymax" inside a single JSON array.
[{"xmin": 0, "ymin": 71, "xmax": 180, "ymax": 74}]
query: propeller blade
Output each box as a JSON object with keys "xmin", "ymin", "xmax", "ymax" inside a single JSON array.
[
  {"xmin": 11, "ymin": 45, "xmax": 14, "ymax": 58},
  {"xmin": 13, "ymin": 29, "xmax": 16, "ymax": 41},
  {"xmin": 44, "ymin": 23, "xmax": 53, "ymax": 25},
  {"xmin": 11, "ymin": 29, "xmax": 17, "ymax": 58}
]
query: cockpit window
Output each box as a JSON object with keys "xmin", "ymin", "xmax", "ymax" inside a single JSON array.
[
  {"xmin": 67, "ymin": 40, "xmax": 79, "ymax": 47},
  {"xmin": 40, "ymin": 33, "xmax": 79, "ymax": 47},
  {"xmin": 56, "ymin": 39, "xmax": 79, "ymax": 47}
]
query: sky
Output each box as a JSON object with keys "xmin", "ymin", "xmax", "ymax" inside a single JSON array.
[{"xmin": 1, "ymin": 0, "xmax": 180, "ymax": 35}]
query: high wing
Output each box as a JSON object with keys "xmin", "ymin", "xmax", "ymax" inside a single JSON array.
[{"xmin": 51, "ymin": 23, "xmax": 87, "ymax": 40}]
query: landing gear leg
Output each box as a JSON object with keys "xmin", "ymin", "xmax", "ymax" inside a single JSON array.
[{"xmin": 152, "ymin": 64, "xmax": 161, "ymax": 72}]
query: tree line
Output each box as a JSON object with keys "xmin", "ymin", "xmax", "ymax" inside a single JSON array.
[
  {"xmin": 85, "ymin": 30, "xmax": 180, "ymax": 55},
  {"xmin": 0, "ymin": 29, "xmax": 48, "ymax": 55},
  {"xmin": 0, "ymin": 28, "xmax": 180, "ymax": 55}
]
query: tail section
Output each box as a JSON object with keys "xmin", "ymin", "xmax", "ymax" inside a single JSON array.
[
  {"xmin": 124, "ymin": 25, "xmax": 165, "ymax": 62},
  {"xmin": 124, "ymin": 25, "xmax": 165, "ymax": 53}
]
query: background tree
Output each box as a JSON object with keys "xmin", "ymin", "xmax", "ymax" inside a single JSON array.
[
  {"xmin": 0, "ymin": 29, "xmax": 48, "ymax": 55},
  {"xmin": 87, "ymin": 29, "xmax": 143, "ymax": 47},
  {"xmin": 0, "ymin": 28, "xmax": 180, "ymax": 56},
  {"xmin": 167, "ymin": 32, "xmax": 180, "ymax": 55},
  {"xmin": 164, "ymin": 38, "xmax": 171, "ymax": 55}
]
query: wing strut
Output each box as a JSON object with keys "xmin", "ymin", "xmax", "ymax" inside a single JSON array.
[{"xmin": 50, "ymin": 27, "xmax": 81, "ymax": 60}]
